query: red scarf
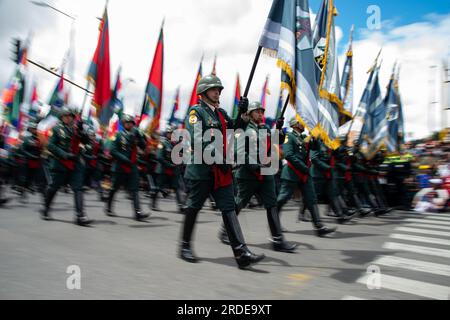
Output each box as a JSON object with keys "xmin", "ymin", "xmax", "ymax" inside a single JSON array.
[
  {"xmin": 212, "ymin": 109, "xmax": 232, "ymax": 190},
  {"xmin": 89, "ymin": 141, "xmax": 100, "ymax": 168},
  {"xmin": 345, "ymin": 158, "xmax": 352, "ymax": 182},
  {"xmin": 60, "ymin": 126, "xmax": 80, "ymax": 171},
  {"xmin": 120, "ymin": 135, "xmax": 137, "ymax": 174},
  {"xmin": 324, "ymin": 150, "xmax": 335, "ymax": 180}
]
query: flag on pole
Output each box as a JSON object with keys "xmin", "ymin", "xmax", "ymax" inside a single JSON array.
[
  {"xmin": 2, "ymin": 66, "xmax": 25, "ymax": 130},
  {"xmin": 386, "ymin": 63, "xmax": 404, "ymax": 153},
  {"xmin": 140, "ymin": 22, "xmax": 164, "ymax": 133},
  {"xmin": 258, "ymin": 0, "xmax": 320, "ymax": 138},
  {"xmin": 87, "ymin": 6, "xmax": 111, "ymax": 118},
  {"xmin": 211, "ymin": 54, "xmax": 217, "ymax": 76},
  {"xmin": 313, "ymin": 0, "xmax": 350, "ymax": 148},
  {"xmin": 341, "ymin": 25, "xmax": 354, "ymax": 116},
  {"xmin": 188, "ymin": 58, "xmax": 203, "ymax": 108},
  {"xmin": 29, "ymin": 81, "xmax": 40, "ymax": 119},
  {"xmin": 99, "ymin": 66, "xmax": 122, "ymax": 127},
  {"xmin": 168, "ymin": 87, "xmax": 181, "ymax": 126},
  {"xmin": 232, "ymin": 74, "xmax": 241, "ymax": 119},
  {"xmin": 260, "ymin": 75, "xmax": 271, "ymax": 109},
  {"xmin": 48, "ymin": 70, "xmax": 66, "ymax": 111},
  {"xmin": 364, "ymin": 64, "xmax": 387, "ymax": 158}
]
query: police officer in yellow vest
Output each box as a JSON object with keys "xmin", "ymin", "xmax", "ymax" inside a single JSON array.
[
  {"xmin": 180, "ymin": 75, "xmax": 265, "ymax": 269},
  {"xmin": 219, "ymin": 101, "xmax": 297, "ymax": 253},
  {"xmin": 277, "ymin": 118, "xmax": 336, "ymax": 237}
]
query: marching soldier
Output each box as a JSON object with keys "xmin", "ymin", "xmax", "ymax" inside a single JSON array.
[
  {"xmin": 180, "ymin": 74, "xmax": 265, "ymax": 269},
  {"xmin": 152, "ymin": 126, "xmax": 184, "ymax": 213},
  {"xmin": 18, "ymin": 121, "xmax": 44, "ymax": 200},
  {"xmin": 351, "ymin": 141, "xmax": 385, "ymax": 215},
  {"xmin": 334, "ymin": 138, "xmax": 372, "ymax": 217},
  {"xmin": 310, "ymin": 137, "xmax": 354, "ymax": 224},
  {"xmin": 40, "ymin": 107, "xmax": 92, "ymax": 226},
  {"xmin": 105, "ymin": 115, "xmax": 150, "ymax": 221},
  {"xmin": 277, "ymin": 118, "xmax": 336, "ymax": 237},
  {"xmin": 0, "ymin": 133, "xmax": 10, "ymax": 206},
  {"xmin": 219, "ymin": 101, "xmax": 297, "ymax": 253},
  {"xmin": 82, "ymin": 129, "xmax": 106, "ymax": 201}
]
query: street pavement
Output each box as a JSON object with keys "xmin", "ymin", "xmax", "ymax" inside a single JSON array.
[{"xmin": 1, "ymin": 190, "xmax": 449, "ymax": 300}]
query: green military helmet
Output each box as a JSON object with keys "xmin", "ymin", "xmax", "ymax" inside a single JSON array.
[
  {"xmin": 196, "ymin": 75, "xmax": 224, "ymax": 95},
  {"xmin": 87, "ymin": 128, "xmax": 96, "ymax": 136},
  {"xmin": 121, "ymin": 114, "xmax": 136, "ymax": 124},
  {"xmin": 166, "ymin": 125, "xmax": 176, "ymax": 134},
  {"xmin": 59, "ymin": 106, "xmax": 76, "ymax": 119},
  {"xmin": 28, "ymin": 122, "xmax": 38, "ymax": 131},
  {"xmin": 247, "ymin": 101, "xmax": 264, "ymax": 115},
  {"xmin": 289, "ymin": 117, "xmax": 300, "ymax": 127}
]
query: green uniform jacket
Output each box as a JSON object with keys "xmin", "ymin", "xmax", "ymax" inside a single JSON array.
[
  {"xmin": 20, "ymin": 134, "xmax": 42, "ymax": 162},
  {"xmin": 48, "ymin": 122, "xmax": 88, "ymax": 172},
  {"xmin": 234, "ymin": 121, "xmax": 285, "ymax": 180},
  {"xmin": 311, "ymin": 140, "xmax": 332, "ymax": 180},
  {"xmin": 155, "ymin": 137, "xmax": 177, "ymax": 175},
  {"xmin": 111, "ymin": 129, "xmax": 147, "ymax": 174},
  {"xmin": 280, "ymin": 130, "xmax": 310, "ymax": 182},
  {"xmin": 184, "ymin": 100, "xmax": 245, "ymax": 181}
]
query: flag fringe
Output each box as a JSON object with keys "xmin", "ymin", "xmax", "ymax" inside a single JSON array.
[
  {"xmin": 277, "ymin": 59, "xmax": 296, "ymax": 90},
  {"xmin": 262, "ymin": 48, "xmax": 278, "ymax": 58}
]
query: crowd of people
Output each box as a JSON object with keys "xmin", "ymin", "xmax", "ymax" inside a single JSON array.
[{"xmin": 0, "ymin": 74, "xmax": 448, "ymax": 270}]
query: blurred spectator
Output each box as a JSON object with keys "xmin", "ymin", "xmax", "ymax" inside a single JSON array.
[{"xmin": 413, "ymin": 179, "xmax": 449, "ymax": 213}]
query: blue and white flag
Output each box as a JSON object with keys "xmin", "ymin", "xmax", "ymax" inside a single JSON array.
[
  {"xmin": 312, "ymin": 0, "xmax": 350, "ymax": 149},
  {"xmin": 341, "ymin": 26, "xmax": 354, "ymax": 116},
  {"xmin": 259, "ymin": 0, "xmax": 319, "ymax": 135},
  {"xmin": 361, "ymin": 63, "xmax": 387, "ymax": 158},
  {"xmin": 386, "ymin": 64, "xmax": 404, "ymax": 153}
]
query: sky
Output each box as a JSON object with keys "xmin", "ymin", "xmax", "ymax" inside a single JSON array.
[{"xmin": 0, "ymin": 0, "xmax": 449, "ymax": 140}]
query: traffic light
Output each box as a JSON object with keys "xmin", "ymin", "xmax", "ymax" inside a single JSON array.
[{"xmin": 10, "ymin": 38, "xmax": 22, "ymax": 64}]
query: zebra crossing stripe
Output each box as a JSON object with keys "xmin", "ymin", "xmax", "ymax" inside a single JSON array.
[
  {"xmin": 390, "ymin": 234, "xmax": 450, "ymax": 246},
  {"xmin": 405, "ymin": 219, "xmax": 450, "ymax": 226},
  {"xmin": 396, "ymin": 227, "xmax": 450, "ymax": 237},
  {"xmin": 372, "ymin": 255, "xmax": 450, "ymax": 277},
  {"xmin": 383, "ymin": 242, "xmax": 450, "ymax": 258},
  {"xmin": 357, "ymin": 274, "xmax": 450, "ymax": 300}
]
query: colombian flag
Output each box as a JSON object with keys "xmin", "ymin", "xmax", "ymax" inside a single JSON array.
[
  {"xmin": 141, "ymin": 23, "xmax": 164, "ymax": 134},
  {"xmin": 88, "ymin": 6, "xmax": 111, "ymax": 118},
  {"xmin": 188, "ymin": 59, "xmax": 203, "ymax": 108}
]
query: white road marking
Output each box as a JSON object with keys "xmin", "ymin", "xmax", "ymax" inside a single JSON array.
[
  {"xmin": 372, "ymin": 255, "xmax": 450, "ymax": 277},
  {"xmin": 383, "ymin": 242, "xmax": 450, "ymax": 258}
]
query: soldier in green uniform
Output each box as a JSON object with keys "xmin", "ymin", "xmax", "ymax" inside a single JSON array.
[
  {"xmin": 0, "ymin": 133, "xmax": 10, "ymax": 206},
  {"xmin": 18, "ymin": 121, "xmax": 44, "ymax": 200},
  {"xmin": 82, "ymin": 129, "xmax": 106, "ymax": 201},
  {"xmin": 180, "ymin": 75, "xmax": 265, "ymax": 269},
  {"xmin": 334, "ymin": 138, "xmax": 372, "ymax": 217},
  {"xmin": 310, "ymin": 136, "xmax": 354, "ymax": 224},
  {"xmin": 351, "ymin": 141, "xmax": 385, "ymax": 215},
  {"xmin": 104, "ymin": 115, "xmax": 150, "ymax": 221},
  {"xmin": 152, "ymin": 126, "xmax": 184, "ymax": 212},
  {"xmin": 219, "ymin": 102, "xmax": 297, "ymax": 253},
  {"xmin": 40, "ymin": 107, "xmax": 92, "ymax": 226},
  {"xmin": 277, "ymin": 118, "xmax": 336, "ymax": 237}
]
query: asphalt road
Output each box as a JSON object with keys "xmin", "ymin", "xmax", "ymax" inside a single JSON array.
[{"xmin": 1, "ymin": 190, "xmax": 449, "ymax": 300}]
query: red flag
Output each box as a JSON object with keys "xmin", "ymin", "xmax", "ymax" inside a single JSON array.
[
  {"xmin": 188, "ymin": 59, "xmax": 203, "ymax": 107},
  {"xmin": 88, "ymin": 7, "xmax": 111, "ymax": 118},
  {"xmin": 141, "ymin": 23, "xmax": 164, "ymax": 133}
]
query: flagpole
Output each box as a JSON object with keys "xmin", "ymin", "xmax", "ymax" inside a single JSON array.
[
  {"xmin": 280, "ymin": 94, "xmax": 290, "ymax": 119},
  {"xmin": 243, "ymin": 46, "xmax": 262, "ymax": 98}
]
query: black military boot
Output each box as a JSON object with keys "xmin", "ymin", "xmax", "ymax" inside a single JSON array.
[
  {"xmin": 151, "ymin": 193, "xmax": 160, "ymax": 211},
  {"xmin": 308, "ymin": 204, "xmax": 336, "ymax": 237},
  {"xmin": 180, "ymin": 241, "xmax": 198, "ymax": 263},
  {"xmin": 222, "ymin": 211, "xmax": 265, "ymax": 269},
  {"xmin": 338, "ymin": 195, "xmax": 357, "ymax": 218},
  {"xmin": 330, "ymin": 198, "xmax": 352, "ymax": 224},
  {"xmin": 179, "ymin": 208, "xmax": 201, "ymax": 263},
  {"xmin": 298, "ymin": 204, "xmax": 311, "ymax": 222},
  {"xmin": 218, "ymin": 227, "xmax": 230, "ymax": 245},
  {"xmin": 105, "ymin": 189, "xmax": 116, "ymax": 217},
  {"xmin": 40, "ymin": 189, "xmax": 56, "ymax": 221},
  {"xmin": 352, "ymin": 194, "xmax": 372, "ymax": 217},
  {"xmin": 132, "ymin": 192, "xmax": 149, "ymax": 221},
  {"xmin": 267, "ymin": 207, "xmax": 297, "ymax": 253},
  {"xmin": 74, "ymin": 191, "xmax": 93, "ymax": 227}
]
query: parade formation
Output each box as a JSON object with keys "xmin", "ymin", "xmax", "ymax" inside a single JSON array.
[{"xmin": 0, "ymin": 0, "xmax": 438, "ymax": 275}]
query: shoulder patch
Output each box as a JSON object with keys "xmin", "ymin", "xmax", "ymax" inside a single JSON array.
[
  {"xmin": 189, "ymin": 114, "xmax": 198, "ymax": 124},
  {"xmin": 284, "ymin": 135, "xmax": 289, "ymax": 144},
  {"xmin": 189, "ymin": 110, "xmax": 197, "ymax": 116}
]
